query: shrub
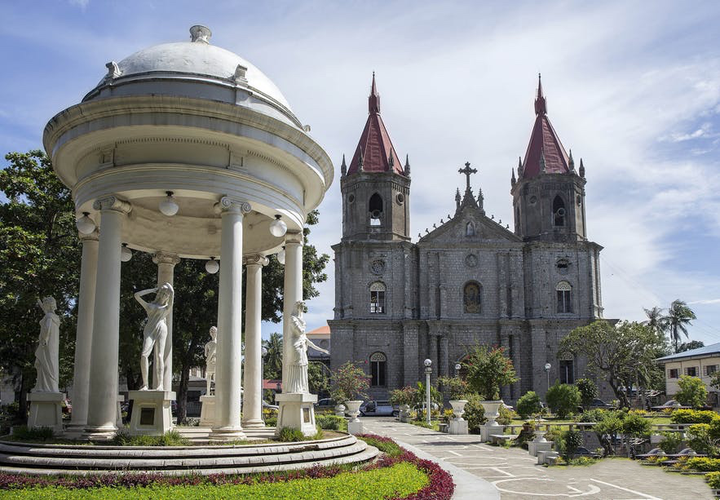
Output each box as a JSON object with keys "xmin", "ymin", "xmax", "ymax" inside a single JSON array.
[
  {"xmin": 685, "ymin": 457, "xmax": 720, "ymax": 472},
  {"xmin": 463, "ymin": 345, "xmax": 518, "ymax": 400},
  {"xmin": 437, "ymin": 376, "xmax": 470, "ymax": 400},
  {"xmin": 687, "ymin": 424, "xmax": 717, "ymax": 455},
  {"xmin": 561, "ymin": 429, "xmax": 583, "ymax": 461},
  {"xmin": 316, "ymin": 414, "xmax": 347, "ymax": 431},
  {"xmin": 111, "ymin": 430, "xmax": 189, "ymax": 447},
  {"xmin": 497, "ymin": 404, "xmax": 514, "ymax": 425},
  {"xmin": 516, "ymin": 391, "xmax": 543, "ymax": 418},
  {"xmin": 675, "ymin": 375, "xmax": 708, "ymax": 408},
  {"xmin": 658, "ymin": 432, "xmax": 683, "ymax": 454},
  {"xmin": 707, "ymin": 472, "xmax": 720, "ymax": 489},
  {"xmin": 622, "ymin": 412, "xmax": 651, "ymax": 438},
  {"xmin": 265, "ymin": 416, "xmax": 277, "ymax": 427},
  {"xmin": 463, "ymin": 393, "xmax": 486, "ymax": 433},
  {"xmin": 546, "ymin": 383, "xmax": 581, "ymax": 418},
  {"xmin": 671, "ymin": 409, "xmax": 719, "ymax": 424},
  {"xmin": 10, "ymin": 426, "xmax": 54, "ymax": 442},
  {"xmin": 575, "ymin": 378, "xmax": 598, "ymax": 408},
  {"xmin": 330, "ymin": 361, "xmax": 370, "ymax": 403},
  {"xmin": 277, "ymin": 427, "xmax": 306, "ymax": 442},
  {"xmin": 389, "ymin": 386, "xmax": 417, "ymax": 407}
]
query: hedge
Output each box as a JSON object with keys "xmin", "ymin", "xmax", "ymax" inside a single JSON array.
[
  {"xmin": 671, "ymin": 409, "xmax": 719, "ymax": 424},
  {"xmin": 686, "ymin": 457, "xmax": 720, "ymax": 472}
]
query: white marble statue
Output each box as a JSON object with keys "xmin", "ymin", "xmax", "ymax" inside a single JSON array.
[
  {"xmin": 204, "ymin": 326, "xmax": 217, "ymax": 394},
  {"xmin": 135, "ymin": 283, "xmax": 174, "ymax": 391},
  {"xmin": 33, "ymin": 296, "xmax": 60, "ymax": 393},
  {"xmin": 287, "ymin": 301, "xmax": 329, "ymax": 394}
]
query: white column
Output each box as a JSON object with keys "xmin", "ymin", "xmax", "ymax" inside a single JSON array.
[
  {"xmin": 211, "ymin": 197, "xmax": 250, "ymax": 440},
  {"xmin": 84, "ymin": 196, "xmax": 131, "ymax": 440},
  {"xmin": 242, "ymin": 254, "xmax": 268, "ymax": 429},
  {"xmin": 67, "ymin": 230, "xmax": 99, "ymax": 432},
  {"xmin": 282, "ymin": 232, "xmax": 304, "ymax": 388},
  {"xmin": 154, "ymin": 251, "xmax": 180, "ymax": 392}
]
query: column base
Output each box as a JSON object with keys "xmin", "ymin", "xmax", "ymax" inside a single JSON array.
[
  {"xmin": 128, "ymin": 390, "xmax": 175, "ymax": 436},
  {"xmin": 82, "ymin": 424, "xmax": 118, "ymax": 441},
  {"xmin": 242, "ymin": 418, "xmax": 265, "ymax": 429},
  {"xmin": 27, "ymin": 392, "xmax": 65, "ymax": 434},
  {"xmin": 199, "ymin": 395, "xmax": 216, "ymax": 427},
  {"xmin": 210, "ymin": 426, "xmax": 247, "ymax": 441},
  {"xmin": 63, "ymin": 422, "xmax": 87, "ymax": 439},
  {"xmin": 275, "ymin": 393, "xmax": 318, "ymax": 437},
  {"xmin": 448, "ymin": 419, "xmax": 468, "ymax": 435}
]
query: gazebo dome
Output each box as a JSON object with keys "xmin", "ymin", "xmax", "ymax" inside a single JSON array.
[{"xmin": 83, "ymin": 25, "xmax": 300, "ymax": 129}]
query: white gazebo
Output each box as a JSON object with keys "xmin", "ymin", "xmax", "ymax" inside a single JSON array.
[{"xmin": 44, "ymin": 25, "xmax": 333, "ymax": 440}]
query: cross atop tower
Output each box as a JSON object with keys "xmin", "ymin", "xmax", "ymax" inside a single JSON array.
[{"xmin": 458, "ymin": 162, "xmax": 477, "ymax": 191}]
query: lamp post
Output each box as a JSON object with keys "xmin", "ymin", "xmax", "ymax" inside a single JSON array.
[
  {"xmin": 424, "ymin": 359, "xmax": 432, "ymax": 426},
  {"xmin": 544, "ymin": 362, "xmax": 551, "ymax": 392},
  {"xmin": 455, "ymin": 363, "xmax": 462, "ymax": 377}
]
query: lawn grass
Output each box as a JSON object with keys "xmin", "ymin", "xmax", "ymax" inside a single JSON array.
[{"xmin": 0, "ymin": 462, "xmax": 428, "ymax": 500}]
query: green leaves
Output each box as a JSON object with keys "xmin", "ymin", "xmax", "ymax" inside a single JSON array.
[{"xmin": 462, "ymin": 345, "xmax": 518, "ymax": 401}]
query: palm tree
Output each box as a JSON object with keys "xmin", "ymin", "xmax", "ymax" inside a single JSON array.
[
  {"xmin": 643, "ymin": 306, "xmax": 666, "ymax": 336},
  {"xmin": 665, "ymin": 300, "xmax": 697, "ymax": 353},
  {"xmin": 262, "ymin": 332, "xmax": 283, "ymax": 380}
]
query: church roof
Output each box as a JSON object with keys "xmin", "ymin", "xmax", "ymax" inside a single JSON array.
[
  {"xmin": 521, "ymin": 75, "xmax": 571, "ymax": 178},
  {"xmin": 307, "ymin": 325, "xmax": 330, "ymax": 335},
  {"xmin": 347, "ymin": 74, "xmax": 405, "ymax": 176}
]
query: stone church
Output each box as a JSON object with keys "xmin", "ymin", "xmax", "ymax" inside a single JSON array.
[{"xmin": 328, "ymin": 75, "xmax": 604, "ymax": 404}]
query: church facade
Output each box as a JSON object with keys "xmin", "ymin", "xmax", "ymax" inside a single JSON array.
[{"xmin": 328, "ymin": 76, "xmax": 603, "ymax": 403}]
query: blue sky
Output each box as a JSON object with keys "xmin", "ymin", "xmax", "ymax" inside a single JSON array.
[{"xmin": 2, "ymin": 1, "xmax": 720, "ymax": 345}]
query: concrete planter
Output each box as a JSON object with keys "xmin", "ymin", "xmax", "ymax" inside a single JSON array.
[
  {"xmin": 344, "ymin": 400, "xmax": 362, "ymax": 423},
  {"xmin": 449, "ymin": 399, "xmax": 469, "ymax": 420},
  {"xmin": 334, "ymin": 404, "xmax": 346, "ymax": 418},
  {"xmin": 480, "ymin": 400, "xmax": 503, "ymax": 426},
  {"xmin": 399, "ymin": 404, "xmax": 411, "ymax": 422}
]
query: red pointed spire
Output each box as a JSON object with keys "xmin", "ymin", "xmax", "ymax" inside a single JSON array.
[
  {"xmin": 521, "ymin": 75, "xmax": 570, "ymax": 178},
  {"xmin": 347, "ymin": 74, "xmax": 404, "ymax": 176},
  {"xmin": 369, "ymin": 71, "xmax": 380, "ymax": 114}
]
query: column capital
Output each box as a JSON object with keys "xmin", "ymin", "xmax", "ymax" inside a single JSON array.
[
  {"xmin": 214, "ymin": 196, "xmax": 251, "ymax": 216},
  {"xmin": 78, "ymin": 229, "xmax": 99, "ymax": 242},
  {"xmin": 244, "ymin": 254, "xmax": 269, "ymax": 267},
  {"xmin": 284, "ymin": 230, "xmax": 304, "ymax": 246},
  {"xmin": 93, "ymin": 196, "xmax": 132, "ymax": 214},
  {"xmin": 153, "ymin": 251, "xmax": 181, "ymax": 266}
]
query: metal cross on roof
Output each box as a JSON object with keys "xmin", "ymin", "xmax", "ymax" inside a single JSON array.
[{"xmin": 458, "ymin": 162, "xmax": 477, "ymax": 191}]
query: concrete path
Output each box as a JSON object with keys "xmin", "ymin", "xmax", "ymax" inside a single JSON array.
[{"xmin": 361, "ymin": 417, "xmax": 714, "ymax": 500}]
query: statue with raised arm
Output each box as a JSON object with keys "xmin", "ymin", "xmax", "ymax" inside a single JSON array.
[
  {"xmin": 134, "ymin": 283, "xmax": 174, "ymax": 391},
  {"xmin": 33, "ymin": 296, "xmax": 60, "ymax": 393},
  {"xmin": 204, "ymin": 326, "xmax": 217, "ymax": 394},
  {"xmin": 287, "ymin": 301, "xmax": 329, "ymax": 394}
]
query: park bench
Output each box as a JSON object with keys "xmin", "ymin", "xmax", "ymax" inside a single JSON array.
[{"xmin": 490, "ymin": 434, "xmax": 518, "ymax": 445}]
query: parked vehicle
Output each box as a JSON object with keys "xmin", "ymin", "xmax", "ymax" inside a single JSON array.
[
  {"xmin": 262, "ymin": 401, "xmax": 279, "ymax": 410},
  {"xmin": 314, "ymin": 398, "xmax": 336, "ymax": 409},
  {"xmin": 588, "ymin": 398, "xmax": 613, "ymax": 409},
  {"xmin": 359, "ymin": 400, "xmax": 399, "ymax": 417},
  {"xmin": 650, "ymin": 399, "xmax": 690, "ymax": 411}
]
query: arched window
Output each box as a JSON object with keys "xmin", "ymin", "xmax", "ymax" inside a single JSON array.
[
  {"xmin": 556, "ymin": 281, "xmax": 572, "ymax": 313},
  {"xmin": 553, "ymin": 195, "xmax": 566, "ymax": 227},
  {"xmin": 463, "ymin": 281, "xmax": 482, "ymax": 314},
  {"xmin": 370, "ymin": 281, "xmax": 386, "ymax": 314},
  {"xmin": 369, "ymin": 193, "xmax": 383, "ymax": 226},
  {"xmin": 465, "ymin": 222, "xmax": 475, "ymax": 236},
  {"xmin": 370, "ymin": 352, "xmax": 387, "ymax": 386}
]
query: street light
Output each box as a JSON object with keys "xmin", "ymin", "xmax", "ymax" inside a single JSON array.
[
  {"xmin": 544, "ymin": 362, "xmax": 552, "ymax": 391},
  {"xmin": 455, "ymin": 363, "xmax": 462, "ymax": 376},
  {"xmin": 424, "ymin": 359, "xmax": 432, "ymax": 426}
]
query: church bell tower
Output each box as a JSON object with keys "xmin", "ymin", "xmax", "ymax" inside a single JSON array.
[{"xmin": 340, "ymin": 74, "xmax": 411, "ymax": 242}]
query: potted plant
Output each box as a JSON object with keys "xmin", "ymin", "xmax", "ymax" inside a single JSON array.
[
  {"xmin": 330, "ymin": 362, "xmax": 370, "ymax": 423},
  {"xmin": 438, "ymin": 376, "xmax": 470, "ymax": 420},
  {"xmin": 390, "ymin": 386, "xmax": 417, "ymax": 422},
  {"xmin": 463, "ymin": 346, "xmax": 518, "ymax": 429}
]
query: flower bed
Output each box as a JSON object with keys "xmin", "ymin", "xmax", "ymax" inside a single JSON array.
[{"xmin": 0, "ymin": 434, "xmax": 454, "ymax": 500}]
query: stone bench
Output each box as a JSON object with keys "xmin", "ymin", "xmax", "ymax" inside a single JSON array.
[
  {"xmin": 537, "ymin": 450, "xmax": 559, "ymax": 465},
  {"xmin": 490, "ymin": 434, "xmax": 518, "ymax": 445},
  {"xmin": 438, "ymin": 423, "xmax": 449, "ymax": 433}
]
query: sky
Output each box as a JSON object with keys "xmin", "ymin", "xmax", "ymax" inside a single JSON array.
[{"xmin": 2, "ymin": 1, "xmax": 720, "ymax": 346}]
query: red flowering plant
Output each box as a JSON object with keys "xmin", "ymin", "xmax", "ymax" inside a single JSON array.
[
  {"xmin": 463, "ymin": 345, "xmax": 518, "ymax": 400},
  {"xmin": 330, "ymin": 361, "xmax": 370, "ymax": 403}
]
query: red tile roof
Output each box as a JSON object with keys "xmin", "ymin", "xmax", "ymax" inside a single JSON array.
[
  {"xmin": 521, "ymin": 75, "xmax": 571, "ymax": 178},
  {"xmin": 307, "ymin": 325, "xmax": 330, "ymax": 335},
  {"xmin": 347, "ymin": 73, "xmax": 405, "ymax": 176}
]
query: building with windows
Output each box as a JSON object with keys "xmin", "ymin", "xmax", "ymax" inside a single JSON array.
[
  {"xmin": 328, "ymin": 75, "xmax": 604, "ymax": 403},
  {"xmin": 657, "ymin": 343, "xmax": 720, "ymax": 406}
]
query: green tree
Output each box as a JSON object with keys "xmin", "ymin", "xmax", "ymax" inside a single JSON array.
[
  {"xmin": 677, "ymin": 340, "xmax": 705, "ymax": 353},
  {"xmin": 516, "ymin": 391, "xmax": 543, "ymax": 418},
  {"xmin": 576, "ymin": 378, "xmax": 598, "ymax": 408},
  {"xmin": 561, "ymin": 429, "xmax": 583, "ymax": 461},
  {"xmin": 0, "ymin": 151, "xmax": 81, "ymax": 419},
  {"xmin": 330, "ymin": 362, "xmax": 370, "ymax": 403},
  {"xmin": 262, "ymin": 332, "xmax": 283, "ymax": 380},
  {"xmin": 546, "ymin": 383, "xmax": 581, "ymax": 418},
  {"xmin": 559, "ymin": 320, "xmax": 665, "ymax": 408},
  {"xmin": 665, "ymin": 299, "xmax": 696, "ymax": 353},
  {"xmin": 308, "ymin": 361, "xmax": 330, "ymax": 397},
  {"xmin": 643, "ymin": 306, "xmax": 666, "ymax": 336},
  {"xmin": 675, "ymin": 375, "xmax": 708, "ymax": 408},
  {"xmin": 463, "ymin": 345, "xmax": 518, "ymax": 400}
]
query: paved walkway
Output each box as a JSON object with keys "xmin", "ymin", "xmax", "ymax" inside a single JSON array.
[{"xmin": 361, "ymin": 417, "xmax": 713, "ymax": 500}]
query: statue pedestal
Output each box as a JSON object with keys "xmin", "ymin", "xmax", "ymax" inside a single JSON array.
[
  {"xmin": 199, "ymin": 395, "xmax": 216, "ymax": 427},
  {"xmin": 275, "ymin": 393, "xmax": 317, "ymax": 437},
  {"xmin": 27, "ymin": 392, "xmax": 64, "ymax": 433},
  {"xmin": 128, "ymin": 390, "xmax": 175, "ymax": 436}
]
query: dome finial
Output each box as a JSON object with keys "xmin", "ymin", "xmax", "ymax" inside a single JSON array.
[
  {"xmin": 369, "ymin": 72, "xmax": 380, "ymax": 114},
  {"xmin": 190, "ymin": 25, "xmax": 212, "ymax": 44},
  {"xmin": 534, "ymin": 72, "xmax": 547, "ymax": 115}
]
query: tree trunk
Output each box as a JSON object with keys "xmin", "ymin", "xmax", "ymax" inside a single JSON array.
[{"xmin": 176, "ymin": 362, "xmax": 190, "ymax": 425}]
